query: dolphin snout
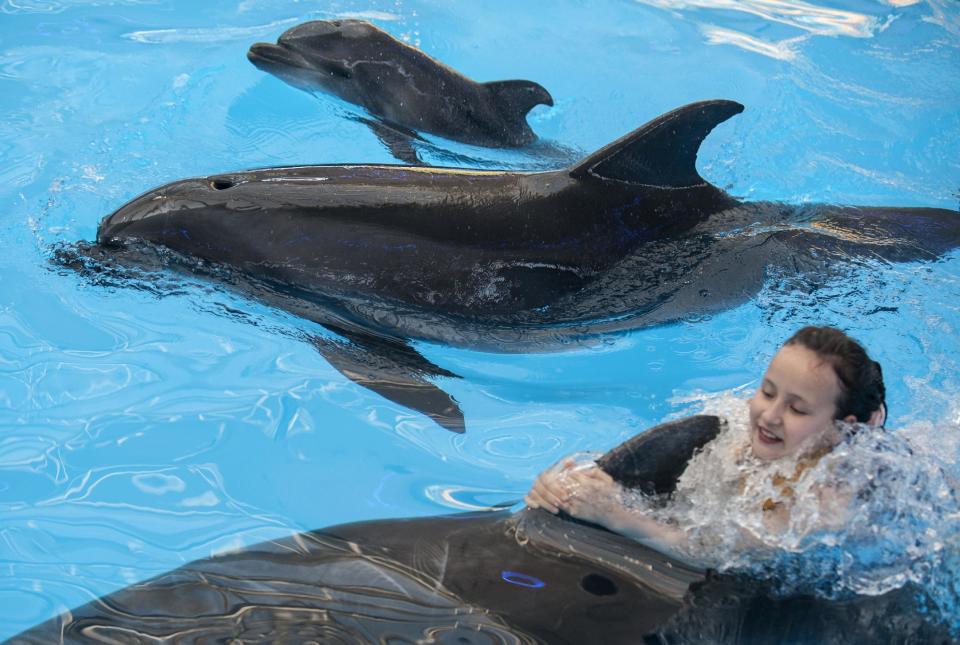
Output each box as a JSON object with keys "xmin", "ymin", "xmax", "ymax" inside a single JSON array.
[
  {"xmin": 98, "ymin": 192, "xmax": 164, "ymax": 243},
  {"xmin": 247, "ymin": 41, "xmax": 310, "ymax": 71},
  {"xmin": 96, "ymin": 178, "xmax": 215, "ymax": 244}
]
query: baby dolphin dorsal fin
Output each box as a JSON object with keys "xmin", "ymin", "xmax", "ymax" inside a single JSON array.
[
  {"xmin": 570, "ymin": 100, "xmax": 744, "ymax": 187},
  {"xmin": 483, "ymin": 80, "xmax": 555, "ymax": 117}
]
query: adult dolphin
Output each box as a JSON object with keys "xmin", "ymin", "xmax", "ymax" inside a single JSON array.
[
  {"xmin": 10, "ymin": 416, "xmax": 950, "ymax": 643},
  {"xmin": 247, "ymin": 19, "xmax": 554, "ymax": 162},
  {"xmin": 64, "ymin": 100, "xmax": 960, "ymax": 432}
]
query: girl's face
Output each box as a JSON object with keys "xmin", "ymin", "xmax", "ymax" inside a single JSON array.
[{"xmin": 749, "ymin": 344, "xmax": 853, "ymax": 461}]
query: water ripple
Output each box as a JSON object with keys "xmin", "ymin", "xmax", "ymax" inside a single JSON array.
[
  {"xmin": 920, "ymin": 0, "xmax": 960, "ymax": 37},
  {"xmin": 0, "ymin": 0, "xmax": 61, "ymax": 13},
  {"xmin": 27, "ymin": 362, "xmax": 151, "ymax": 409},
  {"xmin": 701, "ymin": 25, "xmax": 805, "ymax": 60},
  {"xmin": 234, "ymin": 0, "xmax": 401, "ymax": 23},
  {"xmin": 122, "ymin": 17, "xmax": 299, "ymax": 44},
  {"xmin": 422, "ymin": 484, "xmax": 518, "ymax": 511},
  {"xmin": 0, "ymin": 433, "xmax": 67, "ymax": 488},
  {"xmin": 2, "ymin": 0, "xmax": 157, "ymax": 13},
  {"xmin": 23, "ymin": 464, "xmax": 292, "ymax": 548},
  {"xmin": 636, "ymin": 0, "xmax": 882, "ymax": 38}
]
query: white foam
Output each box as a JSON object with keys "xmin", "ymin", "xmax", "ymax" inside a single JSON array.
[{"xmin": 626, "ymin": 392, "xmax": 960, "ymax": 629}]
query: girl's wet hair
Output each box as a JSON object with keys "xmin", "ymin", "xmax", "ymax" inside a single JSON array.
[{"xmin": 785, "ymin": 326, "xmax": 886, "ymax": 425}]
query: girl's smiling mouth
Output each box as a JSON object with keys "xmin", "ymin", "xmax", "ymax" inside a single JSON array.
[{"xmin": 757, "ymin": 426, "xmax": 783, "ymax": 444}]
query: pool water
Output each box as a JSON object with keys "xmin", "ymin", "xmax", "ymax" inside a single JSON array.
[{"xmin": 0, "ymin": 0, "xmax": 958, "ymax": 639}]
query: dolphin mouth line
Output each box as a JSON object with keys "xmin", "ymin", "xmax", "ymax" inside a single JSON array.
[{"xmin": 248, "ymin": 42, "xmax": 310, "ymax": 71}]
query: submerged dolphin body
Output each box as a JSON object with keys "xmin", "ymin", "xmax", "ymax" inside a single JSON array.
[
  {"xmin": 11, "ymin": 416, "xmax": 951, "ymax": 643},
  {"xmin": 75, "ymin": 100, "xmax": 960, "ymax": 432},
  {"xmin": 247, "ymin": 19, "xmax": 554, "ymax": 161}
]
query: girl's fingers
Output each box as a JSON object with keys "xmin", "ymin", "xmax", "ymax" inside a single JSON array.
[
  {"xmin": 564, "ymin": 472, "xmax": 617, "ymax": 508},
  {"xmin": 569, "ymin": 471, "xmax": 599, "ymax": 487},
  {"xmin": 531, "ymin": 476, "xmax": 565, "ymax": 511},
  {"xmin": 525, "ymin": 489, "xmax": 557, "ymax": 513},
  {"xmin": 527, "ymin": 460, "xmax": 606, "ymax": 515},
  {"xmin": 531, "ymin": 496, "xmax": 558, "ymax": 513},
  {"xmin": 542, "ymin": 474, "xmax": 575, "ymax": 503}
]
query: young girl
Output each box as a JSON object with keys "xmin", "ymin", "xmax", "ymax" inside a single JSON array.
[{"xmin": 524, "ymin": 326, "xmax": 887, "ymax": 565}]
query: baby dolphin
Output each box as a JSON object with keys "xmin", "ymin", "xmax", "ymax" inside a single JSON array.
[{"xmin": 247, "ymin": 19, "xmax": 554, "ymax": 151}]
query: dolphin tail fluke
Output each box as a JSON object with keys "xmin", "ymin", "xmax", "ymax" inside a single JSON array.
[
  {"xmin": 570, "ymin": 99, "xmax": 744, "ymax": 187},
  {"xmin": 312, "ymin": 326, "xmax": 466, "ymax": 433}
]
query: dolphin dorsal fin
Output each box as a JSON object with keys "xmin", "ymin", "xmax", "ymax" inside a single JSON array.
[
  {"xmin": 570, "ymin": 100, "xmax": 744, "ymax": 187},
  {"xmin": 483, "ymin": 80, "xmax": 555, "ymax": 117}
]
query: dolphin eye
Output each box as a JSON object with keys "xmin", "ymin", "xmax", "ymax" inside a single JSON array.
[{"xmin": 210, "ymin": 179, "xmax": 235, "ymax": 190}]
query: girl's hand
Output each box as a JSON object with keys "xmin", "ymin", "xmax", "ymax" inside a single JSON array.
[
  {"xmin": 559, "ymin": 467, "xmax": 624, "ymax": 526},
  {"xmin": 524, "ymin": 458, "xmax": 577, "ymax": 513},
  {"xmin": 525, "ymin": 461, "xmax": 625, "ymax": 527},
  {"xmin": 526, "ymin": 461, "xmax": 692, "ymax": 562}
]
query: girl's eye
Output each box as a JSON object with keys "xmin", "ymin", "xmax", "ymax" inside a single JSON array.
[
  {"xmin": 761, "ymin": 389, "xmax": 774, "ymax": 398},
  {"xmin": 790, "ymin": 406, "xmax": 808, "ymax": 416}
]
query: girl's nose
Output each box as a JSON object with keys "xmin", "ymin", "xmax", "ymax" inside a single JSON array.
[{"xmin": 761, "ymin": 400, "xmax": 783, "ymax": 426}]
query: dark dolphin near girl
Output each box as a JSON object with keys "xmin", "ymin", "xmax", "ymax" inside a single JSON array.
[
  {"xmin": 11, "ymin": 416, "xmax": 951, "ymax": 643},
  {"xmin": 65, "ymin": 100, "xmax": 960, "ymax": 432},
  {"xmin": 247, "ymin": 19, "xmax": 554, "ymax": 161}
]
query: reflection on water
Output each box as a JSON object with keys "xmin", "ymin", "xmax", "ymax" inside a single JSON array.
[
  {"xmin": 634, "ymin": 0, "xmax": 942, "ymax": 60},
  {"xmin": 922, "ymin": 0, "xmax": 960, "ymax": 36},
  {"xmin": 122, "ymin": 19, "xmax": 301, "ymax": 45},
  {"xmin": 636, "ymin": 0, "xmax": 880, "ymax": 37},
  {"xmin": 701, "ymin": 26, "xmax": 805, "ymax": 61},
  {"xmin": 422, "ymin": 484, "xmax": 518, "ymax": 511}
]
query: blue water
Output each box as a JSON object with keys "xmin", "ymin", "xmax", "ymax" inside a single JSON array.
[{"xmin": 1, "ymin": 0, "xmax": 958, "ymax": 639}]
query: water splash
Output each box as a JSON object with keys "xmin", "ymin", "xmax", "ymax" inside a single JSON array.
[{"xmin": 634, "ymin": 394, "xmax": 960, "ymax": 632}]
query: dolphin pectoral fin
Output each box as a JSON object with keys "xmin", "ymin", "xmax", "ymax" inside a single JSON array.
[
  {"xmin": 357, "ymin": 117, "xmax": 425, "ymax": 165},
  {"xmin": 311, "ymin": 326, "xmax": 465, "ymax": 433},
  {"xmin": 570, "ymin": 99, "xmax": 744, "ymax": 187}
]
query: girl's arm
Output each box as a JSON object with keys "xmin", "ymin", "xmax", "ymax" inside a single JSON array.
[{"xmin": 525, "ymin": 462, "xmax": 693, "ymax": 562}]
